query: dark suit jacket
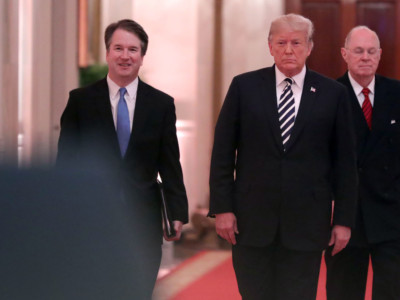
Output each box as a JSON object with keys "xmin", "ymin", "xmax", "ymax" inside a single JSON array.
[
  {"xmin": 338, "ymin": 72, "xmax": 400, "ymax": 245},
  {"xmin": 57, "ymin": 77, "xmax": 188, "ymax": 244},
  {"xmin": 210, "ymin": 66, "xmax": 358, "ymax": 251}
]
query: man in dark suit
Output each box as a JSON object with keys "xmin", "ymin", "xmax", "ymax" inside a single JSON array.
[
  {"xmin": 57, "ymin": 19, "xmax": 188, "ymax": 298},
  {"xmin": 209, "ymin": 14, "xmax": 357, "ymax": 300},
  {"xmin": 325, "ymin": 26, "xmax": 400, "ymax": 300}
]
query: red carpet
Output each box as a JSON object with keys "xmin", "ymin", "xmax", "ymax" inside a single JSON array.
[
  {"xmin": 155, "ymin": 251, "xmax": 373, "ymax": 300},
  {"xmin": 173, "ymin": 255, "xmax": 240, "ymax": 300}
]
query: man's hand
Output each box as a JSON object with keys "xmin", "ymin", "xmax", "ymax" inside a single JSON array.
[
  {"xmin": 215, "ymin": 212, "xmax": 239, "ymax": 245},
  {"xmin": 329, "ymin": 225, "xmax": 351, "ymax": 256},
  {"xmin": 164, "ymin": 220, "xmax": 183, "ymax": 241}
]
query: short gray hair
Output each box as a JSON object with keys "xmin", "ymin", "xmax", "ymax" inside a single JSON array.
[{"xmin": 268, "ymin": 14, "xmax": 314, "ymax": 46}]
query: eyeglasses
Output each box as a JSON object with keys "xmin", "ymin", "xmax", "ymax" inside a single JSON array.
[{"xmin": 347, "ymin": 47, "xmax": 380, "ymax": 56}]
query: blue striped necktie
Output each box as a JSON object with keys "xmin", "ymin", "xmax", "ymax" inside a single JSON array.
[
  {"xmin": 278, "ymin": 78, "xmax": 295, "ymax": 150},
  {"xmin": 117, "ymin": 87, "xmax": 130, "ymax": 157}
]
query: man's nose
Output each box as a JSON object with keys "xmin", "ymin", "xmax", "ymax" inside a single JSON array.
[
  {"xmin": 284, "ymin": 44, "xmax": 293, "ymax": 53},
  {"xmin": 121, "ymin": 49, "xmax": 129, "ymax": 58},
  {"xmin": 361, "ymin": 50, "xmax": 370, "ymax": 60}
]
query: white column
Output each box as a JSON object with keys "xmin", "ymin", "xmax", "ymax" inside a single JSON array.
[
  {"xmin": 99, "ymin": 0, "xmax": 134, "ymax": 63},
  {"xmin": 196, "ymin": 0, "xmax": 216, "ymax": 210},
  {"xmin": 0, "ymin": 0, "xmax": 3, "ymax": 162},
  {"xmin": 0, "ymin": 0, "xmax": 19, "ymax": 165},
  {"xmin": 132, "ymin": 0, "xmax": 209, "ymax": 220},
  {"xmin": 221, "ymin": 0, "xmax": 284, "ymax": 101},
  {"xmin": 50, "ymin": 0, "xmax": 79, "ymax": 162},
  {"xmin": 18, "ymin": 0, "xmax": 78, "ymax": 166},
  {"xmin": 20, "ymin": 0, "xmax": 52, "ymax": 166}
]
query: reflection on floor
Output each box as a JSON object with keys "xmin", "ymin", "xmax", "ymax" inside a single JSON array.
[
  {"xmin": 154, "ymin": 212, "xmax": 232, "ymax": 299},
  {"xmin": 157, "ymin": 223, "xmax": 230, "ymax": 279},
  {"xmin": 154, "ymin": 250, "xmax": 235, "ymax": 300}
]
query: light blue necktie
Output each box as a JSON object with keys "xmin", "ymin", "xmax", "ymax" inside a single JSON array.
[
  {"xmin": 278, "ymin": 78, "xmax": 295, "ymax": 150},
  {"xmin": 117, "ymin": 87, "xmax": 130, "ymax": 157}
]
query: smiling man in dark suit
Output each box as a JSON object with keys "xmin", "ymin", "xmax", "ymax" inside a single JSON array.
[
  {"xmin": 57, "ymin": 19, "xmax": 188, "ymax": 298},
  {"xmin": 325, "ymin": 26, "xmax": 400, "ymax": 300},
  {"xmin": 209, "ymin": 14, "xmax": 357, "ymax": 300}
]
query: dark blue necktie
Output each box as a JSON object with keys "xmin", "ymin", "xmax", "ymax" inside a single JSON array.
[
  {"xmin": 117, "ymin": 87, "xmax": 130, "ymax": 157},
  {"xmin": 278, "ymin": 78, "xmax": 295, "ymax": 150}
]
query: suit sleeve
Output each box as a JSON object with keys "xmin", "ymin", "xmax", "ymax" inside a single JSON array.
[
  {"xmin": 209, "ymin": 78, "xmax": 240, "ymax": 215},
  {"xmin": 158, "ymin": 99, "xmax": 189, "ymax": 224},
  {"xmin": 331, "ymin": 85, "xmax": 358, "ymax": 227},
  {"xmin": 56, "ymin": 92, "xmax": 80, "ymax": 165}
]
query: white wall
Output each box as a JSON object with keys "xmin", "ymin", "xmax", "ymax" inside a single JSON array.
[
  {"xmin": 132, "ymin": 0, "xmax": 205, "ymax": 219},
  {"xmin": 221, "ymin": 0, "xmax": 283, "ymax": 102},
  {"xmin": 17, "ymin": 0, "xmax": 78, "ymax": 166}
]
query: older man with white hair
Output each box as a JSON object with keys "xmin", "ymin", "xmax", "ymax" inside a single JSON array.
[{"xmin": 325, "ymin": 25, "xmax": 400, "ymax": 300}]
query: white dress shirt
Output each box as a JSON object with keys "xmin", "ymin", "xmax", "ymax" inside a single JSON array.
[
  {"xmin": 275, "ymin": 65, "xmax": 306, "ymax": 120},
  {"xmin": 348, "ymin": 72, "xmax": 375, "ymax": 108},
  {"xmin": 107, "ymin": 75, "xmax": 138, "ymax": 131}
]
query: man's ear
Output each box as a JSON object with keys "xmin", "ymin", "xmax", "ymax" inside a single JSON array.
[
  {"xmin": 268, "ymin": 42, "xmax": 273, "ymax": 56},
  {"xmin": 340, "ymin": 47, "xmax": 347, "ymax": 62}
]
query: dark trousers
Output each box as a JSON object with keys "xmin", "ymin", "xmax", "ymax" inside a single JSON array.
[
  {"xmin": 232, "ymin": 242, "xmax": 322, "ymax": 300},
  {"xmin": 325, "ymin": 238, "xmax": 400, "ymax": 300}
]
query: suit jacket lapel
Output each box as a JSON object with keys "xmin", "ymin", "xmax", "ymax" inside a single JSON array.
[
  {"xmin": 361, "ymin": 75, "xmax": 391, "ymax": 163},
  {"xmin": 284, "ymin": 69, "xmax": 318, "ymax": 151},
  {"xmin": 125, "ymin": 78, "xmax": 150, "ymax": 157},
  {"xmin": 93, "ymin": 79, "xmax": 122, "ymax": 156},
  {"xmin": 370, "ymin": 76, "xmax": 389, "ymax": 132},
  {"xmin": 259, "ymin": 67, "xmax": 285, "ymax": 152},
  {"xmin": 94, "ymin": 78, "xmax": 153, "ymax": 159},
  {"xmin": 338, "ymin": 73, "xmax": 371, "ymax": 164},
  {"xmin": 339, "ymin": 74, "xmax": 369, "ymax": 132},
  {"xmin": 339, "ymin": 73, "xmax": 391, "ymax": 165}
]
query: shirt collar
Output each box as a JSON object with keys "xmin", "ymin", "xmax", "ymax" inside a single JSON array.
[
  {"xmin": 348, "ymin": 72, "xmax": 375, "ymax": 96},
  {"xmin": 107, "ymin": 75, "xmax": 139, "ymax": 100},
  {"xmin": 275, "ymin": 65, "xmax": 306, "ymax": 89}
]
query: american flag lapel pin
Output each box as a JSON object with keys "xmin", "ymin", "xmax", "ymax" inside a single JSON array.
[
  {"xmin": 391, "ymin": 120, "xmax": 396, "ymax": 124},
  {"xmin": 310, "ymin": 87, "xmax": 316, "ymax": 93}
]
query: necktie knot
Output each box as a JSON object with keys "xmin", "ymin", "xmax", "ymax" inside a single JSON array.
[
  {"xmin": 285, "ymin": 78, "xmax": 293, "ymax": 85},
  {"xmin": 120, "ymin": 87, "xmax": 127, "ymax": 98},
  {"xmin": 362, "ymin": 87, "xmax": 370, "ymax": 97}
]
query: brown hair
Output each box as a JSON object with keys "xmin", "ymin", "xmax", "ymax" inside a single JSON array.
[{"xmin": 104, "ymin": 19, "xmax": 149, "ymax": 56}]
